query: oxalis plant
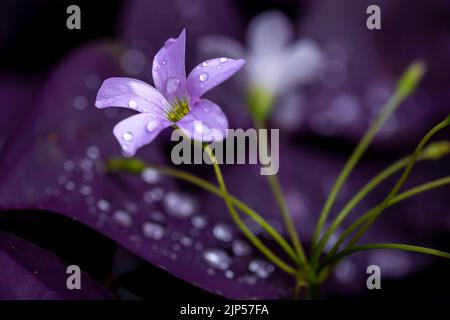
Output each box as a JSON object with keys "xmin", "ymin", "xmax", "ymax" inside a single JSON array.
[{"xmin": 96, "ymin": 29, "xmax": 450, "ymax": 299}]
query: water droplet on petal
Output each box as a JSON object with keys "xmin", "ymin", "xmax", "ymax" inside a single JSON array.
[
  {"xmin": 199, "ymin": 73, "xmax": 209, "ymax": 82},
  {"xmin": 128, "ymin": 100, "xmax": 138, "ymax": 109},
  {"xmin": 123, "ymin": 132, "xmax": 134, "ymax": 141},
  {"xmin": 202, "ymin": 61, "xmax": 208, "ymax": 67},
  {"xmin": 212, "ymin": 223, "xmax": 233, "ymax": 242},
  {"xmin": 203, "ymin": 249, "xmax": 231, "ymax": 270},
  {"xmin": 146, "ymin": 119, "xmax": 160, "ymax": 132},
  {"xmin": 217, "ymin": 65, "xmax": 222, "ymax": 70},
  {"xmin": 161, "ymin": 59, "xmax": 167, "ymax": 65},
  {"xmin": 166, "ymin": 77, "xmax": 180, "ymax": 94},
  {"xmin": 142, "ymin": 222, "xmax": 165, "ymax": 240},
  {"xmin": 219, "ymin": 57, "xmax": 228, "ymax": 63}
]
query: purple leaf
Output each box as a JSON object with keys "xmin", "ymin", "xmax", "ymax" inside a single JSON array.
[{"xmin": 0, "ymin": 231, "xmax": 112, "ymax": 299}]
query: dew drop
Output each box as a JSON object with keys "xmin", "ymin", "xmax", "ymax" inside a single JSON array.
[
  {"xmin": 86, "ymin": 146, "xmax": 100, "ymax": 159},
  {"xmin": 203, "ymin": 249, "xmax": 231, "ymax": 270},
  {"xmin": 212, "ymin": 223, "xmax": 233, "ymax": 242},
  {"xmin": 142, "ymin": 222, "xmax": 165, "ymax": 240},
  {"xmin": 225, "ymin": 270, "xmax": 235, "ymax": 279},
  {"xmin": 73, "ymin": 96, "xmax": 88, "ymax": 110},
  {"xmin": 180, "ymin": 236, "xmax": 193, "ymax": 247},
  {"xmin": 161, "ymin": 59, "xmax": 167, "ymax": 65},
  {"xmin": 199, "ymin": 72, "xmax": 209, "ymax": 82},
  {"xmin": 80, "ymin": 185, "xmax": 92, "ymax": 196},
  {"xmin": 113, "ymin": 210, "xmax": 132, "ymax": 228},
  {"xmin": 202, "ymin": 61, "xmax": 208, "ymax": 67},
  {"xmin": 64, "ymin": 161, "xmax": 75, "ymax": 172},
  {"xmin": 141, "ymin": 168, "xmax": 160, "ymax": 184},
  {"xmin": 232, "ymin": 239, "xmax": 252, "ymax": 256},
  {"xmin": 191, "ymin": 215, "xmax": 206, "ymax": 229},
  {"xmin": 163, "ymin": 192, "xmax": 196, "ymax": 218},
  {"xmin": 123, "ymin": 132, "xmax": 134, "ymax": 141},
  {"xmin": 217, "ymin": 65, "xmax": 222, "ymax": 70},
  {"xmin": 97, "ymin": 199, "xmax": 111, "ymax": 211},
  {"xmin": 128, "ymin": 100, "xmax": 138, "ymax": 109},
  {"xmin": 146, "ymin": 119, "xmax": 160, "ymax": 132},
  {"xmin": 219, "ymin": 57, "xmax": 228, "ymax": 63},
  {"xmin": 166, "ymin": 77, "xmax": 180, "ymax": 94},
  {"xmin": 248, "ymin": 259, "xmax": 275, "ymax": 279},
  {"xmin": 65, "ymin": 181, "xmax": 76, "ymax": 191}
]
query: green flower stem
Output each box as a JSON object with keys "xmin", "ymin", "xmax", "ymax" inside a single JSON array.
[
  {"xmin": 254, "ymin": 118, "xmax": 307, "ymax": 266},
  {"xmin": 311, "ymin": 61, "xmax": 426, "ymax": 250},
  {"xmin": 328, "ymin": 175, "xmax": 450, "ymax": 256},
  {"xmin": 319, "ymin": 243, "xmax": 450, "ymax": 272},
  {"xmin": 312, "ymin": 141, "xmax": 450, "ymax": 263},
  {"xmin": 344, "ymin": 116, "xmax": 450, "ymax": 249},
  {"xmin": 203, "ymin": 144, "xmax": 297, "ymax": 275},
  {"xmin": 107, "ymin": 157, "xmax": 301, "ymax": 266}
]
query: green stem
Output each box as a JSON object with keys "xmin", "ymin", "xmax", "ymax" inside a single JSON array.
[
  {"xmin": 107, "ymin": 158, "xmax": 301, "ymax": 266},
  {"xmin": 328, "ymin": 175, "xmax": 450, "ymax": 255},
  {"xmin": 311, "ymin": 62, "xmax": 426, "ymax": 250},
  {"xmin": 319, "ymin": 243, "xmax": 450, "ymax": 271},
  {"xmin": 345, "ymin": 117, "xmax": 450, "ymax": 249},
  {"xmin": 312, "ymin": 141, "xmax": 450, "ymax": 263},
  {"xmin": 203, "ymin": 144, "xmax": 297, "ymax": 275},
  {"xmin": 254, "ymin": 119, "xmax": 307, "ymax": 266}
]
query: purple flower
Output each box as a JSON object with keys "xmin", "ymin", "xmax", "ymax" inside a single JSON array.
[{"xmin": 95, "ymin": 29, "xmax": 245, "ymax": 156}]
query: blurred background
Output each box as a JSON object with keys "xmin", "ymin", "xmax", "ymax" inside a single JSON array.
[{"xmin": 0, "ymin": 0, "xmax": 449, "ymax": 299}]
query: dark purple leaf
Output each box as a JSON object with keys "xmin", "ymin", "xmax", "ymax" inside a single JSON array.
[{"xmin": 0, "ymin": 231, "xmax": 112, "ymax": 299}]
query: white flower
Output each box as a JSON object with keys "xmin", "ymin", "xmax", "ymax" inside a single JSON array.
[{"xmin": 199, "ymin": 10, "xmax": 324, "ymax": 99}]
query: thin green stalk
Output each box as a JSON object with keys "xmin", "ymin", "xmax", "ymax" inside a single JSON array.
[
  {"xmin": 345, "ymin": 116, "xmax": 450, "ymax": 248},
  {"xmin": 311, "ymin": 61, "xmax": 426, "ymax": 250},
  {"xmin": 107, "ymin": 157, "xmax": 301, "ymax": 266},
  {"xmin": 203, "ymin": 144, "xmax": 297, "ymax": 275},
  {"xmin": 328, "ymin": 175, "xmax": 450, "ymax": 255},
  {"xmin": 319, "ymin": 243, "xmax": 450, "ymax": 272},
  {"xmin": 312, "ymin": 141, "xmax": 450, "ymax": 263},
  {"xmin": 254, "ymin": 119, "xmax": 307, "ymax": 266}
]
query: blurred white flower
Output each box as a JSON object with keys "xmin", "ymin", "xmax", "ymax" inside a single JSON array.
[{"xmin": 199, "ymin": 11, "xmax": 324, "ymax": 121}]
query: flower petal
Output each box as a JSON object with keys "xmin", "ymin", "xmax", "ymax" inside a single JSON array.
[
  {"xmin": 113, "ymin": 113, "xmax": 171, "ymax": 156},
  {"xmin": 280, "ymin": 39, "xmax": 324, "ymax": 94},
  {"xmin": 176, "ymin": 99, "xmax": 228, "ymax": 142},
  {"xmin": 95, "ymin": 77, "xmax": 169, "ymax": 118},
  {"xmin": 187, "ymin": 58, "xmax": 245, "ymax": 103},
  {"xmin": 247, "ymin": 11, "xmax": 293, "ymax": 55},
  {"xmin": 152, "ymin": 29, "xmax": 188, "ymax": 101}
]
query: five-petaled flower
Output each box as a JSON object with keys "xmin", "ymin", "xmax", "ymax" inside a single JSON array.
[{"xmin": 95, "ymin": 29, "xmax": 245, "ymax": 156}]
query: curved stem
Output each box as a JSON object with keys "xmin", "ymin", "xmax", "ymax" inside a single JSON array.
[
  {"xmin": 312, "ymin": 141, "xmax": 450, "ymax": 263},
  {"xmin": 328, "ymin": 175, "xmax": 450, "ymax": 255},
  {"xmin": 254, "ymin": 119, "xmax": 307, "ymax": 266},
  {"xmin": 107, "ymin": 157, "xmax": 301, "ymax": 266},
  {"xmin": 319, "ymin": 243, "xmax": 450, "ymax": 272},
  {"xmin": 203, "ymin": 144, "xmax": 297, "ymax": 275},
  {"xmin": 311, "ymin": 62, "xmax": 426, "ymax": 250},
  {"xmin": 344, "ymin": 117, "xmax": 450, "ymax": 248}
]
